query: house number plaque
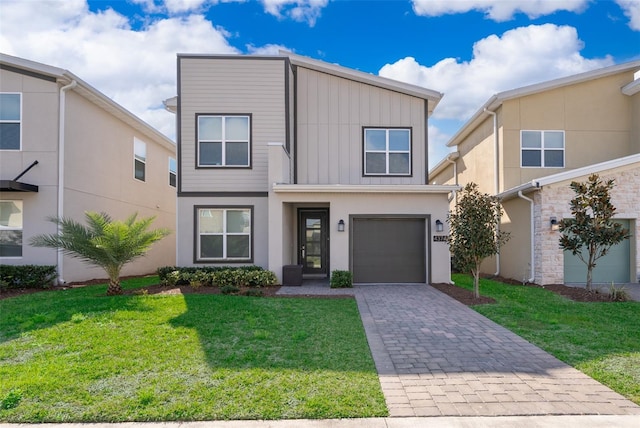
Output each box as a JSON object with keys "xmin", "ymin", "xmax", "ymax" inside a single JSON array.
[{"xmin": 433, "ymin": 235, "xmax": 449, "ymax": 242}]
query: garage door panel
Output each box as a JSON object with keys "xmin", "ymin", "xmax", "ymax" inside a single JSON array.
[
  {"xmin": 564, "ymin": 219, "xmax": 630, "ymax": 284},
  {"xmin": 352, "ymin": 217, "xmax": 426, "ymax": 283}
]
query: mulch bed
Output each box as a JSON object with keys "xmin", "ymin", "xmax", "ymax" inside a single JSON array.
[{"xmin": 0, "ymin": 275, "xmax": 625, "ymax": 304}]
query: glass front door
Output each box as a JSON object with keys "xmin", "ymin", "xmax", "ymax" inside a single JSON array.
[{"xmin": 299, "ymin": 210, "xmax": 328, "ymax": 276}]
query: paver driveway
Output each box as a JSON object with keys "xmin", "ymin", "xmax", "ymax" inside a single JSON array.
[{"xmin": 278, "ymin": 283, "xmax": 640, "ymax": 417}]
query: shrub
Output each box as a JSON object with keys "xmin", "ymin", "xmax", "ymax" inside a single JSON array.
[
  {"xmin": 330, "ymin": 270, "xmax": 353, "ymax": 288},
  {"xmin": 0, "ymin": 265, "xmax": 57, "ymax": 290},
  {"xmin": 156, "ymin": 266, "xmax": 277, "ymax": 288},
  {"xmin": 221, "ymin": 285, "xmax": 240, "ymax": 295},
  {"xmin": 244, "ymin": 289, "xmax": 264, "ymax": 297}
]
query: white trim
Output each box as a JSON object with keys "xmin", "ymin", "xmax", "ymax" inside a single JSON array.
[
  {"xmin": 0, "ymin": 199, "xmax": 23, "ymax": 258},
  {"xmin": 1, "ymin": 53, "xmax": 176, "ymax": 152},
  {"xmin": 273, "ymin": 184, "xmax": 460, "ymax": 194},
  {"xmin": 283, "ymin": 51, "xmax": 443, "ymax": 110},
  {"xmin": 134, "ymin": 138, "xmax": 146, "ymax": 182},
  {"xmin": 499, "ymin": 153, "xmax": 640, "ymax": 200},
  {"xmin": 445, "ymin": 60, "xmax": 640, "ymax": 148}
]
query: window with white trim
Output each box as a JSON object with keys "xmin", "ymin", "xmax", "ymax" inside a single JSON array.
[
  {"xmin": 197, "ymin": 207, "xmax": 251, "ymax": 261},
  {"xmin": 198, "ymin": 115, "xmax": 250, "ymax": 167},
  {"xmin": 134, "ymin": 138, "xmax": 146, "ymax": 181},
  {"xmin": 0, "ymin": 93, "xmax": 21, "ymax": 150},
  {"xmin": 0, "ymin": 200, "xmax": 23, "ymax": 257},
  {"xmin": 521, "ymin": 130, "xmax": 564, "ymax": 168},
  {"xmin": 169, "ymin": 157, "xmax": 177, "ymax": 187},
  {"xmin": 364, "ymin": 128, "xmax": 411, "ymax": 175}
]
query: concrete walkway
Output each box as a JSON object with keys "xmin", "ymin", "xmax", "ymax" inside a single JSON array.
[{"xmin": 278, "ymin": 282, "xmax": 640, "ymax": 418}]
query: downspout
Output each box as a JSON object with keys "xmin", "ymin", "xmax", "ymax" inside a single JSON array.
[
  {"xmin": 445, "ymin": 152, "xmax": 459, "ymax": 202},
  {"xmin": 484, "ymin": 108, "xmax": 500, "ymax": 276},
  {"xmin": 57, "ymin": 79, "xmax": 77, "ymax": 285},
  {"xmin": 517, "ymin": 191, "xmax": 535, "ymax": 283}
]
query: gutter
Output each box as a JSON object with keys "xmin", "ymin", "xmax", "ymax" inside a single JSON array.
[
  {"xmin": 56, "ymin": 79, "xmax": 77, "ymax": 285},
  {"xmin": 445, "ymin": 152, "xmax": 459, "ymax": 203}
]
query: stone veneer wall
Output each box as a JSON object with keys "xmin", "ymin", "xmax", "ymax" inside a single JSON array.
[{"xmin": 536, "ymin": 164, "xmax": 640, "ymax": 285}]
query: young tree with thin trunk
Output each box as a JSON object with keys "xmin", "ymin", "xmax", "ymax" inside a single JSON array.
[
  {"xmin": 559, "ymin": 174, "xmax": 629, "ymax": 291},
  {"xmin": 30, "ymin": 212, "xmax": 170, "ymax": 295},
  {"xmin": 448, "ymin": 183, "xmax": 510, "ymax": 299}
]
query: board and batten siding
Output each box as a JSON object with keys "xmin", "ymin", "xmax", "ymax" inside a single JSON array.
[
  {"xmin": 179, "ymin": 57, "xmax": 287, "ymax": 192},
  {"xmin": 296, "ymin": 67, "xmax": 427, "ymax": 185}
]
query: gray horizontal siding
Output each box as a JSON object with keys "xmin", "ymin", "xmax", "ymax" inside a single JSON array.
[
  {"xmin": 180, "ymin": 58, "xmax": 286, "ymax": 192},
  {"xmin": 296, "ymin": 67, "xmax": 426, "ymax": 185}
]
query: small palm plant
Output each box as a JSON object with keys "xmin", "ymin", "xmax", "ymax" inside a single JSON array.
[{"xmin": 31, "ymin": 212, "xmax": 170, "ymax": 295}]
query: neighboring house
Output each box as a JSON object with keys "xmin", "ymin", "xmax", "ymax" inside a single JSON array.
[
  {"xmin": 168, "ymin": 52, "xmax": 458, "ymax": 284},
  {"xmin": 0, "ymin": 53, "xmax": 177, "ymax": 283},
  {"xmin": 430, "ymin": 61, "xmax": 640, "ymax": 285}
]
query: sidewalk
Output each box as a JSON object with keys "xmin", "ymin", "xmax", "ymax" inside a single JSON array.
[{"xmin": 2, "ymin": 415, "xmax": 640, "ymax": 428}]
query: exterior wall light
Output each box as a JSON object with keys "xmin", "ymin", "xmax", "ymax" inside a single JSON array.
[
  {"xmin": 338, "ymin": 219, "xmax": 345, "ymax": 232},
  {"xmin": 435, "ymin": 219, "xmax": 444, "ymax": 233},
  {"xmin": 550, "ymin": 216, "xmax": 559, "ymax": 231}
]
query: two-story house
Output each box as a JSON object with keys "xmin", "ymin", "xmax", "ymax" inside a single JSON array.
[
  {"xmin": 0, "ymin": 53, "xmax": 177, "ymax": 283},
  {"xmin": 170, "ymin": 52, "xmax": 458, "ymax": 284},
  {"xmin": 430, "ymin": 60, "xmax": 640, "ymax": 285}
]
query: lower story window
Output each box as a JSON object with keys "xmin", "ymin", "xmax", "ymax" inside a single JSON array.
[
  {"xmin": 197, "ymin": 207, "xmax": 251, "ymax": 261},
  {"xmin": 0, "ymin": 200, "xmax": 23, "ymax": 257}
]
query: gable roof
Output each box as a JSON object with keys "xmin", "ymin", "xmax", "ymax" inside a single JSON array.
[
  {"xmin": 0, "ymin": 53, "xmax": 175, "ymax": 152},
  {"xmin": 283, "ymin": 52, "xmax": 443, "ymax": 114},
  {"xmin": 498, "ymin": 153, "xmax": 640, "ymax": 201},
  {"xmin": 446, "ymin": 60, "xmax": 640, "ymax": 148}
]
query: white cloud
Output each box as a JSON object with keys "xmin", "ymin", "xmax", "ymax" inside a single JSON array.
[
  {"xmin": 0, "ymin": 1, "xmax": 244, "ymax": 141},
  {"xmin": 616, "ymin": 0, "xmax": 640, "ymax": 30},
  {"xmin": 379, "ymin": 24, "xmax": 613, "ymax": 122},
  {"xmin": 412, "ymin": 0, "xmax": 589, "ymax": 21},
  {"xmin": 246, "ymin": 43, "xmax": 291, "ymax": 55},
  {"xmin": 379, "ymin": 24, "xmax": 614, "ymax": 167},
  {"xmin": 260, "ymin": 0, "xmax": 328, "ymax": 26}
]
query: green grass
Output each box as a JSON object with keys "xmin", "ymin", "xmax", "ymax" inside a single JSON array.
[
  {"xmin": 452, "ymin": 273, "xmax": 640, "ymax": 405},
  {"xmin": 0, "ymin": 277, "xmax": 386, "ymax": 422}
]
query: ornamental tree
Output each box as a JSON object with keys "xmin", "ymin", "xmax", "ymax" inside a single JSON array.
[
  {"xmin": 30, "ymin": 212, "xmax": 170, "ymax": 295},
  {"xmin": 559, "ymin": 174, "xmax": 629, "ymax": 291},
  {"xmin": 448, "ymin": 183, "xmax": 510, "ymax": 298}
]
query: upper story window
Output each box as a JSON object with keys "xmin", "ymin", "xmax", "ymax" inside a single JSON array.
[
  {"xmin": 134, "ymin": 138, "xmax": 146, "ymax": 181},
  {"xmin": 0, "ymin": 93, "xmax": 21, "ymax": 150},
  {"xmin": 363, "ymin": 128, "xmax": 411, "ymax": 176},
  {"xmin": 169, "ymin": 157, "xmax": 177, "ymax": 187},
  {"xmin": 196, "ymin": 207, "xmax": 252, "ymax": 261},
  {"xmin": 0, "ymin": 200, "xmax": 23, "ymax": 257},
  {"xmin": 521, "ymin": 130, "xmax": 564, "ymax": 168},
  {"xmin": 197, "ymin": 115, "xmax": 250, "ymax": 167}
]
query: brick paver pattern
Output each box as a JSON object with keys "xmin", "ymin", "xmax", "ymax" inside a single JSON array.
[{"xmin": 278, "ymin": 283, "xmax": 640, "ymax": 417}]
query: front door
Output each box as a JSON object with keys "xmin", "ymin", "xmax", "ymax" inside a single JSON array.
[{"xmin": 299, "ymin": 210, "xmax": 329, "ymax": 276}]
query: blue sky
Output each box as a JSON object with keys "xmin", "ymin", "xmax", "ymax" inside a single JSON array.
[{"xmin": 2, "ymin": 0, "xmax": 639, "ymax": 167}]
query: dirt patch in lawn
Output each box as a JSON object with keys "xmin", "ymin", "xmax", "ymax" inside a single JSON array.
[{"xmin": 430, "ymin": 283, "xmax": 496, "ymax": 305}]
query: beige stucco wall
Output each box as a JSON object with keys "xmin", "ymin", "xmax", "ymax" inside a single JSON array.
[
  {"xmin": 296, "ymin": 67, "xmax": 428, "ymax": 185},
  {"xmin": 449, "ymin": 113, "xmax": 498, "ymax": 195},
  {"xmin": 268, "ymin": 191, "xmax": 452, "ymax": 284},
  {"xmin": 1, "ymin": 68, "xmax": 176, "ymax": 282},
  {"xmin": 501, "ymin": 71, "xmax": 636, "ymax": 191}
]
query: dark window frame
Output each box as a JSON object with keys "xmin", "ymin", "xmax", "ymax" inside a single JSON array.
[
  {"xmin": 193, "ymin": 205, "xmax": 254, "ymax": 263},
  {"xmin": 195, "ymin": 113, "xmax": 252, "ymax": 169},
  {"xmin": 0, "ymin": 92, "xmax": 22, "ymax": 151},
  {"xmin": 362, "ymin": 126, "xmax": 413, "ymax": 177}
]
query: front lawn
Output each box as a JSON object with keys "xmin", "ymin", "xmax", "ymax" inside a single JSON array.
[
  {"xmin": 452, "ymin": 273, "xmax": 640, "ymax": 405},
  {"xmin": 0, "ymin": 277, "xmax": 387, "ymax": 422}
]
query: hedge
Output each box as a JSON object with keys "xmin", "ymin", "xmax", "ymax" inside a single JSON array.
[
  {"xmin": 0, "ymin": 265, "xmax": 57, "ymax": 290},
  {"xmin": 157, "ymin": 266, "xmax": 277, "ymax": 288}
]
